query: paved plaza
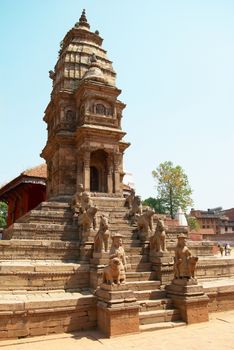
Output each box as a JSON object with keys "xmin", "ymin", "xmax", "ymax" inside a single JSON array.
[{"xmin": 0, "ymin": 310, "xmax": 233, "ymax": 350}]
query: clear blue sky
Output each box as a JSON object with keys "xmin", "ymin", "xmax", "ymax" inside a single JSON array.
[{"xmin": 1, "ymin": 0, "xmax": 234, "ymax": 211}]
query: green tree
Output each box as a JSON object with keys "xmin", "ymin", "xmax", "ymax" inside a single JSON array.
[
  {"xmin": 187, "ymin": 216, "xmax": 200, "ymax": 232},
  {"xmin": 152, "ymin": 161, "xmax": 193, "ymax": 219},
  {"xmin": 142, "ymin": 197, "xmax": 167, "ymax": 214},
  {"xmin": 0, "ymin": 201, "xmax": 7, "ymax": 228}
]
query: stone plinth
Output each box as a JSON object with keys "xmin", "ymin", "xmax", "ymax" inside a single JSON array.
[
  {"xmin": 79, "ymin": 242, "xmax": 94, "ymax": 261},
  {"xmin": 166, "ymin": 278, "xmax": 209, "ymax": 324},
  {"xmin": 80, "ymin": 228, "xmax": 96, "ymax": 244},
  {"xmin": 90, "ymin": 252, "xmax": 110, "ymax": 290},
  {"xmin": 91, "ymin": 252, "xmax": 110, "ymax": 265},
  {"xmin": 150, "ymin": 251, "xmax": 173, "ymax": 284},
  {"xmin": 96, "ymin": 283, "xmax": 139, "ymax": 337}
]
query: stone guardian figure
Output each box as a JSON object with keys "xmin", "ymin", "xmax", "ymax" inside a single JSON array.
[
  {"xmin": 93, "ymin": 215, "xmax": 110, "ymax": 253},
  {"xmin": 150, "ymin": 218, "xmax": 167, "ymax": 254},
  {"xmin": 109, "ymin": 234, "xmax": 127, "ymax": 283},
  {"xmin": 173, "ymin": 233, "xmax": 198, "ymax": 280},
  {"xmin": 137, "ymin": 208, "xmax": 155, "ymax": 241}
]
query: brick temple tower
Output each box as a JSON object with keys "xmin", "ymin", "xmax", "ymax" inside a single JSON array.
[{"xmin": 41, "ymin": 10, "xmax": 130, "ymax": 201}]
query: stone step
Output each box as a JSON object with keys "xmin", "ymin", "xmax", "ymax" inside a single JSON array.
[
  {"xmin": 126, "ymin": 280, "xmax": 161, "ymax": 291},
  {"xmin": 139, "ymin": 309, "xmax": 181, "ymax": 324},
  {"xmin": 124, "ymin": 246, "xmax": 144, "ymax": 253},
  {"xmin": 0, "ymin": 260, "xmax": 89, "ymax": 291},
  {"xmin": 130, "ymin": 262, "xmax": 152, "ymax": 272},
  {"xmin": 0, "ymin": 240, "xmax": 80, "ymax": 260},
  {"xmin": 3, "ymin": 223, "xmax": 79, "ymax": 241},
  {"xmin": 137, "ymin": 298, "xmax": 173, "ymax": 312},
  {"xmin": 126, "ymin": 255, "xmax": 149, "ymax": 264},
  {"xmin": 126, "ymin": 271, "xmax": 157, "ymax": 281},
  {"xmin": 140, "ymin": 321, "xmax": 186, "ymax": 332},
  {"xmin": 39, "ymin": 201, "xmax": 71, "ymax": 211},
  {"xmin": 5, "ymin": 232, "xmax": 78, "ymax": 242},
  {"xmin": 134, "ymin": 289, "xmax": 166, "ymax": 300},
  {"xmin": 20, "ymin": 210, "xmax": 73, "ymax": 223},
  {"xmin": 91, "ymin": 197, "xmax": 126, "ymax": 208}
]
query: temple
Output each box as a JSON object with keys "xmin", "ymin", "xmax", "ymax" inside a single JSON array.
[
  {"xmin": 0, "ymin": 10, "xmax": 234, "ymax": 340},
  {"xmin": 41, "ymin": 10, "xmax": 129, "ymax": 200}
]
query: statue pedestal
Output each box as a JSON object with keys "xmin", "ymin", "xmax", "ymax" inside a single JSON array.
[
  {"xmin": 90, "ymin": 252, "xmax": 110, "ymax": 290},
  {"xmin": 91, "ymin": 252, "xmax": 110, "ymax": 265},
  {"xmin": 96, "ymin": 284, "xmax": 139, "ymax": 337},
  {"xmin": 79, "ymin": 242, "xmax": 93, "ymax": 261},
  {"xmin": 81, "ymin": 228, "xmax": 96, "ymax": 243},
  {"xmin": 166, "ymin": 278, "xmax": 209, "ymax": 324},
  {"xmin": 79, "ymin": 229, "xmax": 96, "ymax": 262},
  {"xmin": 150, "ymin": 251, "xmax": 173, "ymax": 284}
]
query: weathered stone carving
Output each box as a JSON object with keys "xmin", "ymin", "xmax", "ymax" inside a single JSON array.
[
  {"xmin": 102, "ymin": 257, "xmax": 122, "ymax": 285},
  {"xmin": 125, "ymin": 188, "xmax": 135, "ymax": 208},
  {"xmin": 96, "ymin": 103, "xmax": 106, "ymax": 115},
  {"xmin": 130, "ymin": 195, "xmax": 142, "ymax": 216},
  {"xmin": 78, "ymin": 206, "xmax": 98, "ymax": 241},
  {"xmin": 137, "ymin": 209, "xmax": 155, "ymax": 241},
  {"xmin": 81, "ymin": 191, "xmax": 93, "ymax": 212},
  {"xmin": 93, "ymin": 215, "xmax": 110, "ymax": 253},
  {"xmin": 150, "ymin": 218, "xmax": 167, "ymax": 254},
  {"xmin": 65, "ymin": 110, "xmax": 75, "ymax": 123},
  {"xmin": 173, "ymin": 233, "xmax": 198, "ymax": 280},
  {"xmin": 70, "ymin": 184, "xmax": 84, "ymax": 213},
  {"xmin": 109, "ymin": 234, "xmax": 127, "ymax": 283}
]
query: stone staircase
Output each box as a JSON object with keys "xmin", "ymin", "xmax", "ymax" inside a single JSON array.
[
  {"xmin": 0, "ymin": 197, "xmax": 186, "ymax": 338},
  {"xmin": 91, "ymin": 197, "xmax": 184, "ymax": 331}
]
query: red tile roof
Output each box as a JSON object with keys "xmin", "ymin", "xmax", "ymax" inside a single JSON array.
[{"xmin": 22, "ymin": 164, "xmax": 47, "ymax": 178}]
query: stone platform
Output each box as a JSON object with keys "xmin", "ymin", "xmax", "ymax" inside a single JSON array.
[
  {"xmin": 1, "ymin": 199, "xmax": 234, "ymax": 339},
  {"xmin": 0, "ymin": 290, "xmax": 96, "ymax": 339}
]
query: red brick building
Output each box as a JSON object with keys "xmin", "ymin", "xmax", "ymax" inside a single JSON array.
[
  {"xmin": 0, "ymin": 164, "xmax": 46, "ymax": 227},
  {"xmin": 190, "ymin": 207, "xmax": 234, "ymax": 238}
]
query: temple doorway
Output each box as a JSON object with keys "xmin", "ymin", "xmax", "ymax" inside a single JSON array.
[
  {"xmin": 90, "ymin": 166, "xmax": 99, "ymax": 192},
  {"xmin": 90, "ymin": 150, "xmax": 108, "ymax": 192}
]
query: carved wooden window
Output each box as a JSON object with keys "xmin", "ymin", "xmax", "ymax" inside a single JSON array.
[
  {"xmin": 96, "ymin": 103, "xmax": 106, "ymax": 115},
  {"xmin": 65, "ymin": 110, "xmax": 75, "ymax": 122}
]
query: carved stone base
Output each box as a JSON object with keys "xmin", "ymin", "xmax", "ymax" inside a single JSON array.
[
  {"xmin": 166, "ymin": 278, "xmax": 209, "ymax": 324},
  {"xmin": 90, "ymin": 252, "xmax": 110, "ymax": 290},
  {"xmin": 91, "ymin": 252, "xmax": 110, "ymax": 265},
  {"xmin": 150, "ymin": 252, "xmax": 173, "ymax": 284},
  {"xmin": 81, "ymin": 228, "xmax": 96, "ymax": 243},
  {"xmin": 96, "ymin": 284, "xmax": 139, "ymax": 337},
  {"xmin": 79, "ymin": 242, "xmax": 93, "ymax": 261}
]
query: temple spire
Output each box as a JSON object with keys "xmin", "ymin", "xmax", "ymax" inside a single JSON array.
[{"xmin": 75, "ymin": 9, "xmax": 90, "ymax": 30}]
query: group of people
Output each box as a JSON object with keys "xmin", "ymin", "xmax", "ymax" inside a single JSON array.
[{"xmin": 218, "ymin": 243, "xmax": 231, "ymax": 256}]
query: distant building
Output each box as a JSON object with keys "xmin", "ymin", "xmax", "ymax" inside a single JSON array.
[{"xmin": 190, "ymin": 207, "xmax": 234, "ymax": 237}]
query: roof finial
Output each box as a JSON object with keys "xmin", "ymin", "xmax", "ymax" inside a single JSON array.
[{"xmin": 75, "ymin": 9, "xmax": 90, "ymax": 29}]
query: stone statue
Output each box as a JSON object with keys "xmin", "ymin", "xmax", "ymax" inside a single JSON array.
[
  {"xmin": 173, "ymin": 233, "xmax": 198, "ymax": 280},
  {"xmin": 129, "ymin": 195, "xmax": 142, "ymax": 217},
  {"xmin": 150, "ymin": 218, "xmax": 167, "ymax": 253},
  {"xmin": 93, "ymin": 214, "xmax": 110, "ymax": 253},
  {"xmin": 109, "ymin": 234, "xmax": 127, "ymax": 283},
  {"xmin": 102, "ymin": 257, "xmax": 123, "ymax": 285},
  {"xmin": 137, "ymin": 208, "xmax": 155, "ymax": 241},
  {"xmin": 70, "ymin": 184, "xmax": 84, "ymax": 213},
  {"xmin": 80, "ymin": 191, "xmax": 93, "ymax": 212},
  {"xmin": 102, "ymin": 257, "xmax": 121, "ymax": 285},
  {"xmin": 78, "ymin": 206, "xmax": 98, "ymax": 240},
  {"xmin": 125, "ymin": 188, "xmax": 136, "ymax": 209}
]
